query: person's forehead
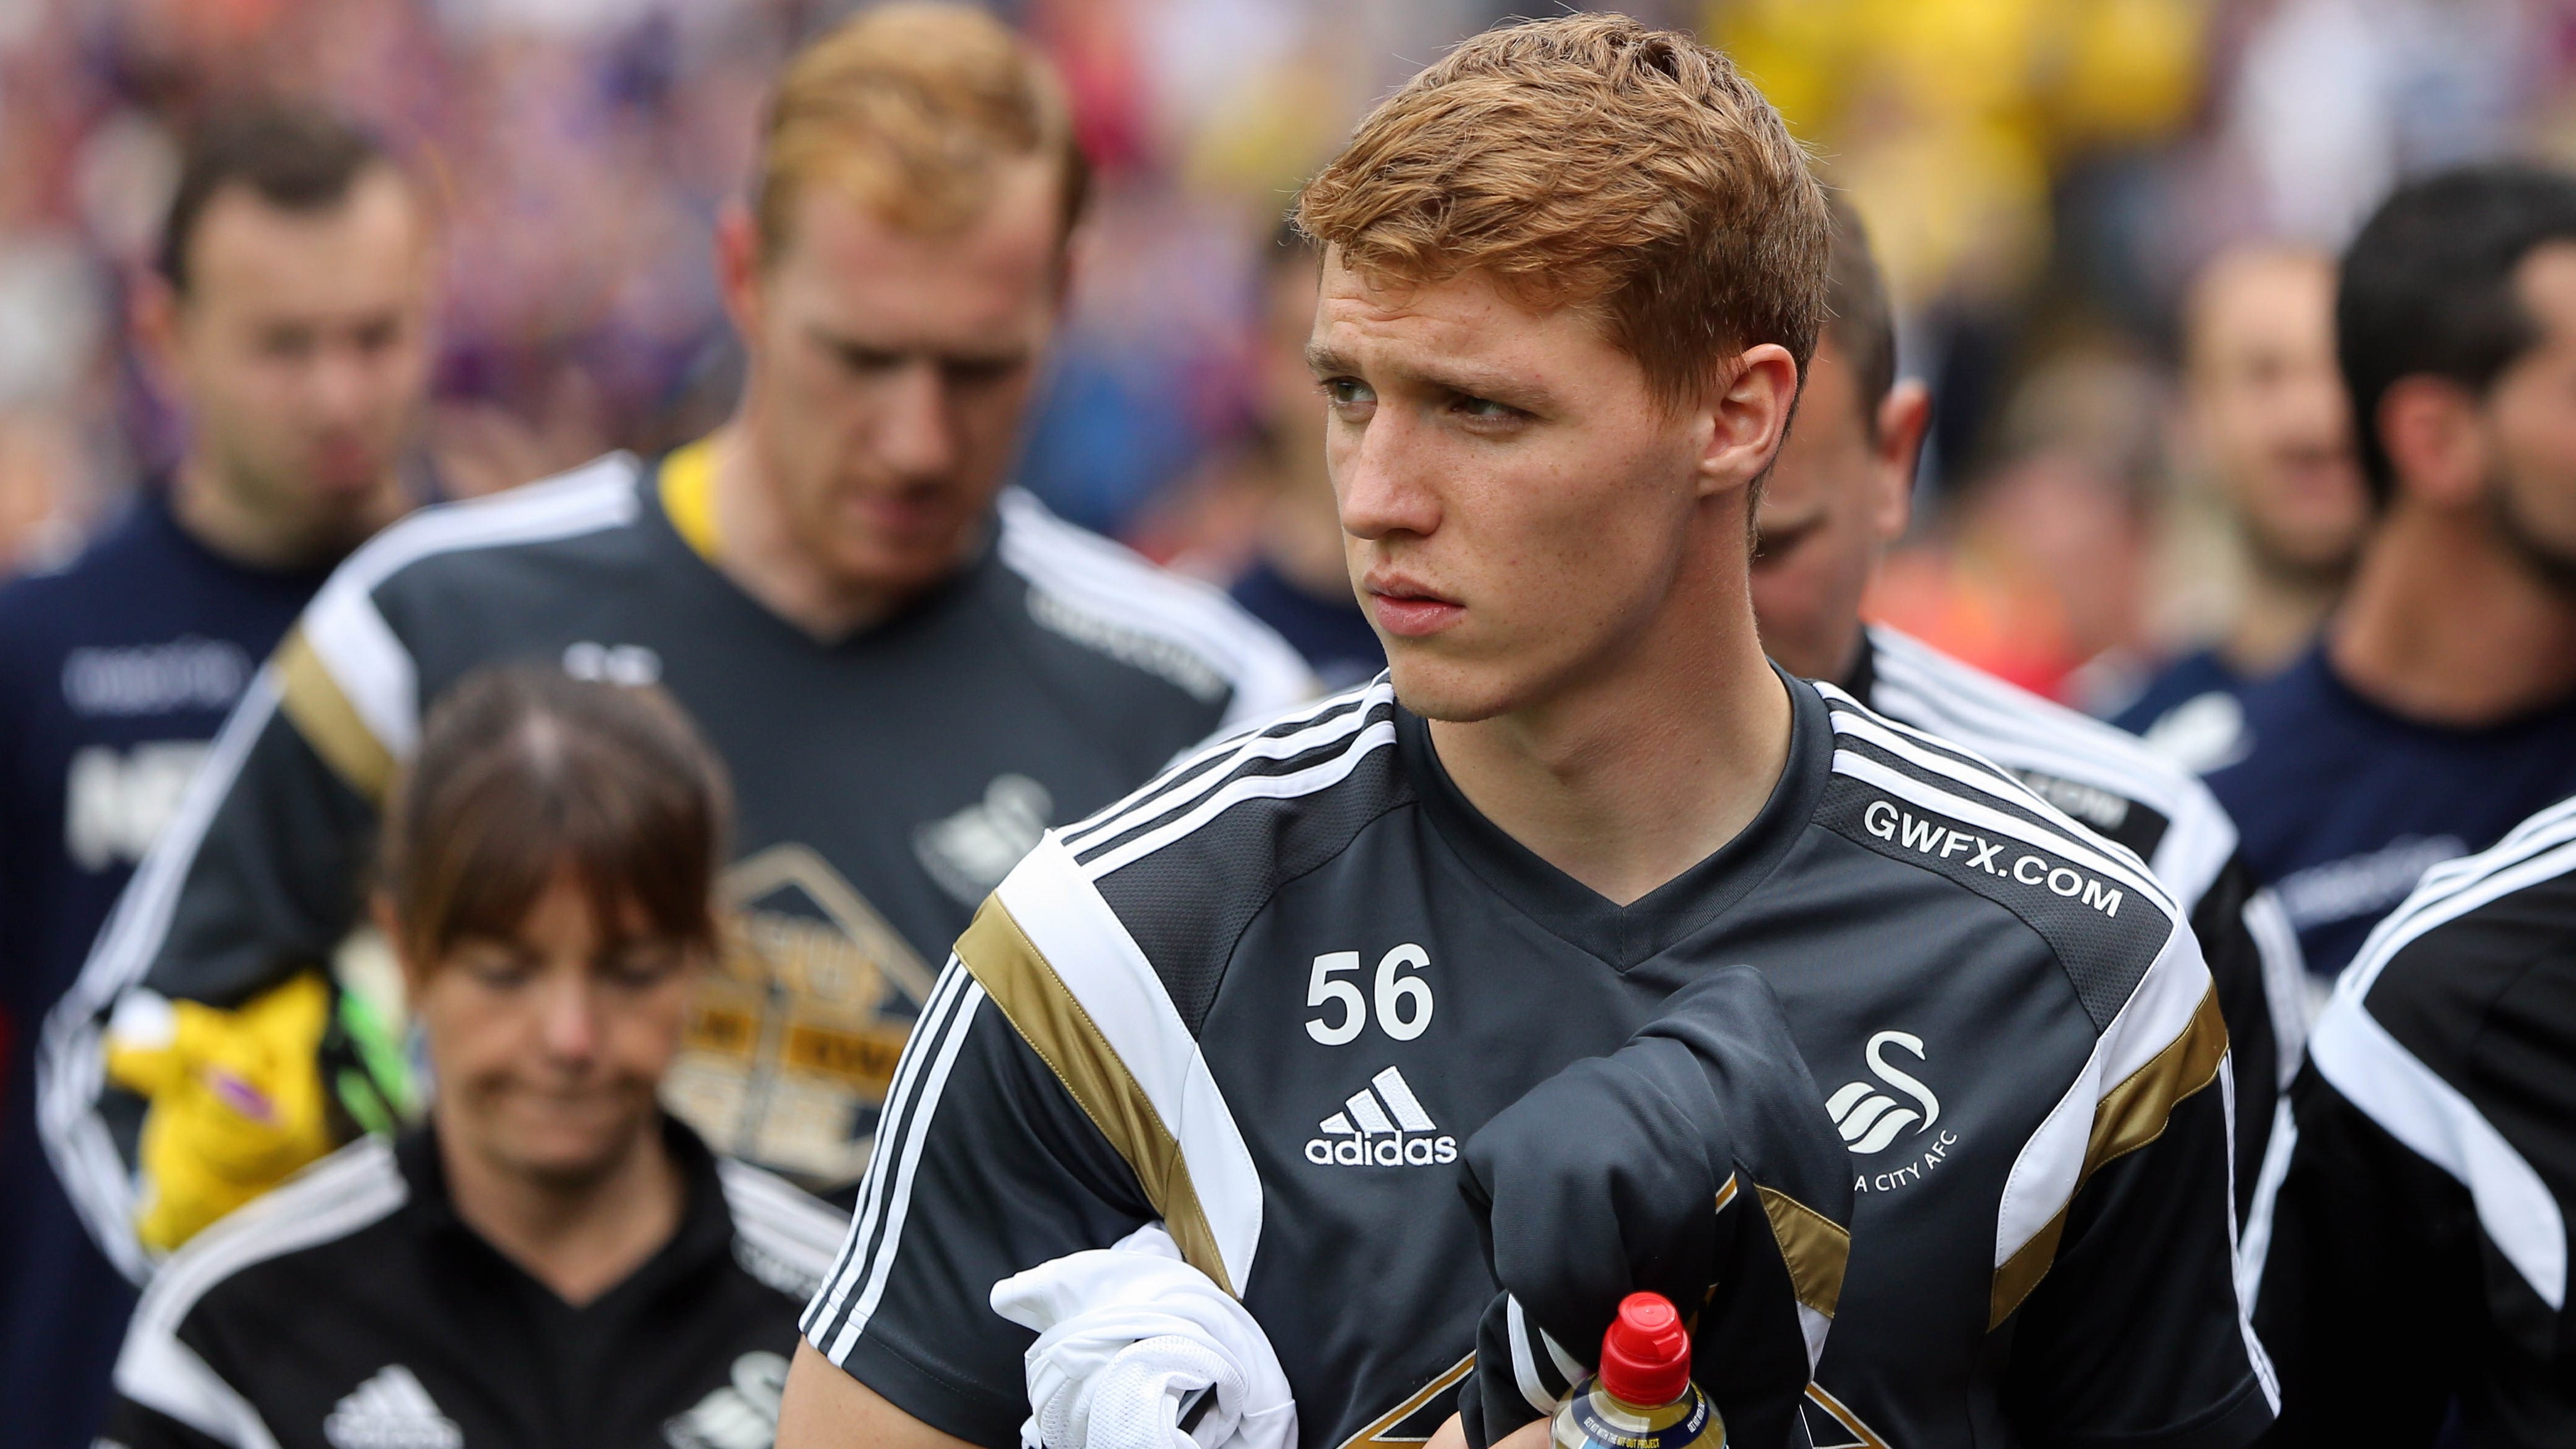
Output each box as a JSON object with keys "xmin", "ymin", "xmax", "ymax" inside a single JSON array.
[
  {"xmin": 2186, "ymin": 253, "xmax": 2333, "ymax": 362},
  {"xmin": 187, "ymin": 168, "xmax": 425, "ymax": 299},
  {"xmin": 1308, "ymin": 256, "xmax": 1618, "ymax": 380},
  {"xmin": 773, "ymin": 160, "xmax": 1061, "ymax": 328},
  {"xmin": 2511, "ymin": 240, "xmax": 2576, "ymax": 332}
]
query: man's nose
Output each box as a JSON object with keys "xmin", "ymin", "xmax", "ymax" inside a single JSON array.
[
  {"xmin": 308, "ymin": 341, "xmax": 377, "ymax": 425},
  {"xmin": 1335, "ymin": 408, "xmax": 1440, "ymax": 542},
  {"xmin": 535, "ymin": 972, "xmax": 602, "ymax": 1062},
  {"xmin": 875, "ymin": 360, "xmax": 960, "ymax": 482}
]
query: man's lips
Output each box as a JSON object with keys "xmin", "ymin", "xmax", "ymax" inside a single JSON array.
[{"xmin": 1366, "ymin": 582, "xmax": 1464, "ymax": 638}]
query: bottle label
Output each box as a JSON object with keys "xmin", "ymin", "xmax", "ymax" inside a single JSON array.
[{"xmin": 1566, "ymin": 1389, "xmax": 1715, "ymax": 1449}]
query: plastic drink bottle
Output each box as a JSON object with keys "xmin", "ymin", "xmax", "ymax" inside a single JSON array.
[{"xmin": 1548, "ymin": 1292, "xmax": 1725, "ymax": 1449}]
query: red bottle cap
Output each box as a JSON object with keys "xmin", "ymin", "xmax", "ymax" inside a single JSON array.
[{"xmin": 1596, "ymin": 1291, "xmax": 1692, "ymax": 1407}]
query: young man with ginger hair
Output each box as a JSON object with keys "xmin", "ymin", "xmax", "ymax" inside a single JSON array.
[
  {"xmin": 783, "ymin": 16, "xmax": 2272, "ymax": 1449},
  {"xmin": 44, "ymin": 1, "xmax": 1307, "ymax": 1287}
]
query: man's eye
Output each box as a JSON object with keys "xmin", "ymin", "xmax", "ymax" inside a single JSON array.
[
  {"xmin": 604, "ymin": 949, "xmax": 684, "ymax": 989},
  {"xmin": 1321, "ymin": 378, "xmax": 1374, "ymax": 408},
  {"xmin": 1454, "ymin": 395, "xmax": 1519, "ymax": 422},
  {"xmin": 943, "ymin": 358, "xmax": 1018, "ymax": 388},
  {"xmin": 462, "ymin": 956, "xmax": 532, "ymax": 989}
]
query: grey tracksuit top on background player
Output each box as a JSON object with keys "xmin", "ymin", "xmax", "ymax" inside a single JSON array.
[
  {"xmin": 101, "ymin": 1116, "xmax": 846, "ymax": 1449},
  {"xmin": 41, "ymin": 448, "xmax": 1314, "ymax": 1281},
  {"xmin": 1849, "ymin": 625, "xmax": 2308, "ymax": 1207},
  {"xmin": 2247, "ymin": 794, "xmax": 2576, "ymax": 1448},
  {"xmin": 803, "ymin": 673, "xmax": 2276, "ymax": 1449}
]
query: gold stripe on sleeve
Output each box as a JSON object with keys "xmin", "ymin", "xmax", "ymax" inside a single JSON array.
[
  {"xmin": 273, "ymin": 628, "xmax": 396, "ymax": 803},
  {"xmin": 952, "ymin": 895, "xmax": 1235, "ymax": 1296},
  {"xmin": 1757, "ymin": 1184, "xmax": 1851, "ymax": 1321},
  {"xmin": 1988, "ymin": 984, "xmax": 2229, "ymax": 1327}
]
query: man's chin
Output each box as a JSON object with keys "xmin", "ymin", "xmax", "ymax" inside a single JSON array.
[
  {"xmin": 1384, "ymin": 650, "xmax": 1522, "ymax": 724},
  {"xmin": 497, "ymin": 1139, "xmax": 637, "ymax": 1193}
]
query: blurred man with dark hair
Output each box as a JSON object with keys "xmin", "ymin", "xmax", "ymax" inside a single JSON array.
[
  {"xmin": 2116, "ymin": 246, "xmax": 2368, "ymax": 766},
  {"xmin": 2201, "ymin": 164, "xmax": 2576, "ymax": 993},
  {"xmin": 0, "ymin": 103, "xmax": 437, "ymax": 1446},
  {"xmin": 1752, "ymin": 195, "xmax": 2304, "ymax": 1231},
  {"xmin": 42, "ymin": 1, "xmax": 1306, "ymax": 1319}
]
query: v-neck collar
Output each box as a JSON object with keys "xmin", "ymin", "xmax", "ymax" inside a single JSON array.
[
  {"xmin": 1399, "ymin": 666, "xmax": 1832, "ymax": 969},
  {"xmin": 634, "ymin": 446, "xmax": 1002, "ymax": 655}
]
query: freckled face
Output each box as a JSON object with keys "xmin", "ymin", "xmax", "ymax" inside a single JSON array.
[{"xmin": 1309, "ymin": 260, "xmax": 1712, "ymax": 722}]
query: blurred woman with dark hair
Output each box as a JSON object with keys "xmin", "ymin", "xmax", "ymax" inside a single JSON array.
[{"xmin": 103, "ymin": 666, "xmax": 845, "ymax": 1449}]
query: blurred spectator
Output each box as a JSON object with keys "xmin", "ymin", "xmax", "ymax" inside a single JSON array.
[
  {"xmin": 0, "ymin": 104, "xmax": 436, "ymax": 1446},
  {"xmin": 2116, "ymin": 245, "xmax": 2367, "ymax": 760},
  {"xmin": 2204, "ymin": 164, "xmax": 2576, "ymax": 996},
  {"xmin": 1218, "ymin": 226, "xmax": 1382, "ymax": 690},
  {"xmin": 101, "ymin": 665, "xmax": 846, "ymax": 1449},
  {"xmin": 1864, "ymin": 345, "xmax": 2170, "ymax": 705}
]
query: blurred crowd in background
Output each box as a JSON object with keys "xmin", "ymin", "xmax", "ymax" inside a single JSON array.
[{"xmin": 5, "ymin": 0, "xmax": 2576, "ymax": 709}]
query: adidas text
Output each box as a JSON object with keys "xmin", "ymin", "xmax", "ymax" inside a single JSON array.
[{"xmin": 1305, "ymin": 1066, "xmax": 1457, "ymax": 1167}]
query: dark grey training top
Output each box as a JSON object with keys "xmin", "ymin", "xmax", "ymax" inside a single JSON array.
[
  {"xmin": 43, "ymin": 451, "xmax": 1312, "ymax": 1279},
  {"xmin": 804, "ymin": 673, "xmax": 2274, "ymax": 1449}
]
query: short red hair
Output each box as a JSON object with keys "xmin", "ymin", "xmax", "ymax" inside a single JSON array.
[{"xmin": 1295, "ymin": 14, "xmax": 1826, "ymax": 410}]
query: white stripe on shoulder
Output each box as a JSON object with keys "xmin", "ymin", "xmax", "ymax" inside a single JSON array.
[
  {"xmin": 2310, "ymin": 992, "xmax": 2565, "ymax": 1309},
  {"xmin": 1991, "ymin": 921, "xmax": 2214, "ymax": 1273},
  {"xmin": 115, "ymin": 1137, "xmax": 407, "ymax": 1447},
  {"xmin": 2293, "ymin": 796, "xmax": 2576, "ymax": 1311},
  {"xmin": 993, "ymin": 836, "xmax": 1264, "ymax": 1292},
  {"xmin": 2341, "ymin": 800, "xmax": 2576, "ymax": 1004},
  {"xmin": 996, "ymin": 488, "xmax": 1314, "ymax": 728},
  {"xmin": 38, "ymin": 676, "xmax": 286, "ymax": 1283},
  {"xmin": 1060, "ymin": 677, "xmax": 1388, "ymax": 855},
  {"xmin": 1079, "ymin": 719, "xmax": 1397, "ymax": 882},
  {"xmin": 810, "ymin": 963, "xmax": 985, "ymax": 1359},
  {"xmin": 1071, "ymin": 684, "xmax": 1398, "ymax": 880},
  {"xmin": 718, "ymin": 1158, "xmax": 848, "ymax": 1283},
  {"xmin": 1825, "ymin": 705, "xmax": 2176, "ymax": 917},
  {"xmin": 301, "ymin": 452, "xmax": 641, "ymax": 761},
  {"xmin": 1866, "ymin": 626, "xmax": 2239, "ymax": 905}
]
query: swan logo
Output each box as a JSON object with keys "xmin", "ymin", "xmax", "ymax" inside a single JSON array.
[{"xmin": 1826, "ymin": 1031, "xmax": 1940, "ymax": 1155}]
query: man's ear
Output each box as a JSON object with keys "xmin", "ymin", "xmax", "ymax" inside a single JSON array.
[
  {"xmin": 1698, "ymin": 342, "xmax": 1803, "ymax": 499},
  {"xmin": 2376, "ymin": 375, "xmax": 2488, "ymax": 511},
  {"xmin": 1870, "ymin": 379, "xmax": 1932, "ymax": 544},
  {"xmin": 715, "ymin": 202, "xmax": 765, "ymax": 347}
]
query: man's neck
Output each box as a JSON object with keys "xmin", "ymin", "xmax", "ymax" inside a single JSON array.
[
  {"xmin": 2221, "ymin": 555, "xmax": 2344, "ymax": 677},
  {"xmin": 2328, "ymin": 503, "xmax": 2576, "ymax": 726},
  {"xmin": 1430, "ymin": 573, "xmax": 1792, "ymax": 908},
  {"xmin": 704, "ymin": 420, "xmax": 896, "ymax": 641},
  {"xmin": 439, "ymin": 1114, "xmax": 686, "ymax": 1308},
  {"xmin": 170, "ymin": 454, "xmax": 400, "ymax": 572}
]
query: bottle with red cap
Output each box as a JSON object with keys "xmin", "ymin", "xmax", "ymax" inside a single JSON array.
[{"xmin": 1548, "ymin": 1292, "xmax": 1725, "ymax": 1449}]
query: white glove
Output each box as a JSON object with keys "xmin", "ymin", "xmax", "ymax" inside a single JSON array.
[{"xmin": 990, "ymin": 1223, "xmax": 1297, "ymax": 1449}]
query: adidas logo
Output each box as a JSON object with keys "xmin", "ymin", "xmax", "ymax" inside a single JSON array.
[
  {"xmin": 1304, "ymin": 1067, "xmax": 1458, "ymax": 1167},
  {"xmin": 325, "ymin": 1365, "xmax": 461, "ymax": 1449}
]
